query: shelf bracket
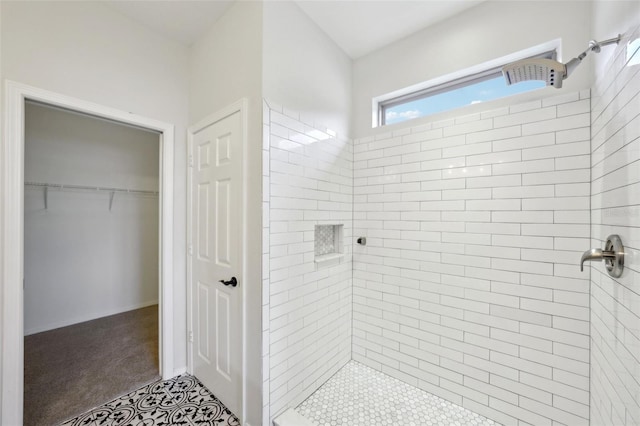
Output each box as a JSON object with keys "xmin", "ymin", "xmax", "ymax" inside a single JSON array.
[
  {"xmin": 109, "ymin": 191, "xmax": 115, "ymax": 212},
  {"xmin": 44, "ymin": 186, "xmax": 48, "ymax": 210}
]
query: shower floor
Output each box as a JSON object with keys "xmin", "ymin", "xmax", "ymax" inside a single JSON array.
[{"xmin": 296, "ymin": 361, "xmax": 498, "ymax": 426}]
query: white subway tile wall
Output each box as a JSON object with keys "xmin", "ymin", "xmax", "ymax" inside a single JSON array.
[
  {"xmin": 265, "ymin": 101, "xmax": 353, "ymax": 421},
  {"xmin": 353, "ymin": 91, "xmax": 592, "ymax": 425},
  {"xmin": 590, "ymin": 23, "xmax": 640, "ymax": 426}
]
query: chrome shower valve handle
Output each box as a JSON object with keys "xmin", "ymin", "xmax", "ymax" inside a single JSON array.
[{"xmin": 580, "ymin": 235, "xmax": 624, "ymax": 278}]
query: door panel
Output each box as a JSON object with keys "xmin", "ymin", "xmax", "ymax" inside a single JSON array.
[
  {"xmin": 215, "ymin": 288, "xmax": 231, "ymax": 380},
  {"xmin": 198, "ymin": 140, "xmax": 211, "ymax": 170},
  {"xmin": 216, "ymin": 179, "xmax": 231, "ymax": 267},
  {"xmin": 197, "ymin": 282, "xmax": 210, "ymax": 362},
  {"xmin": 216, "ymin": 133, "xmax": 232, "ymax": 166},
  {"xmin": 197, "ymin": 183, "xmax": 211, "ymax": 260},
  {"xmin": 191, "ymin": 111, "xmax": 242, "ymax": 417}
]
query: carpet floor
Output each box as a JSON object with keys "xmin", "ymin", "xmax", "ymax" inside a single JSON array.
[{"xmin": 24, "ymin": 305, "xmax": 159, "ymax": 426}]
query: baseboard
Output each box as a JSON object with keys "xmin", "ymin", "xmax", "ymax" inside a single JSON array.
[
  {"xmin": 173, "ymin": 366, "xmax": 187, "ymax": 377},
  {"xmin": 24, "ymin": 300, "xmax": 159, "ymax": 335}
]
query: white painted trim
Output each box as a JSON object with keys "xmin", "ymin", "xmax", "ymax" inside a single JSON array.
[
  {"xmin": 158, "ymin": 129, "xmax": 175, "ymax": 381},
  {"xmin": 24, "ymin": 300, "xmax": 160, "ymax": 336},
  {"xmin": 239, "ymin": 98, "xmax": 250, "ymax": 426},
  {"xmin": 188, "ymin": 99, "xmax": 249, "ymax": 135},
  {"xmin": 2, "ymin": 79, "xmax": 25, "ymax": 426},
  {"xmin": 1, "ymin": 80, "xmax": 175, "ymax": 426},
  {"xmin": 186, "ymin": 98, "xmax": 249, "ymax": 423},
  {"xmin": 173, "ymin": 366, "xmax": 188, "ymax": 377}
]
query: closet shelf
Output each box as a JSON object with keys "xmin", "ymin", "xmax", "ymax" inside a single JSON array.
[
  {"xmin": 25, "ymin": 181, "xmax": 159, "ymax": 195},
  {"xmin": 25, "ymin": 181, "xmax": 158, "ymax": 211}
]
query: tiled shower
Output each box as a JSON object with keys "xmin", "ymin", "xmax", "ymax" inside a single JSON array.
[
  {"xmin": 590, "ymin": 22, "xmax": 640, "ymax": 425},
  {"xmin": 264, "ymin": 22, "xmax": 640, "ymax": 426},
  {"xmin": 352, "ymin": 90, "xmax": 592, "ymax": 426},
  {"xmin": 262, "ymin": 102, "xmax": 354, "ymax": 421}
]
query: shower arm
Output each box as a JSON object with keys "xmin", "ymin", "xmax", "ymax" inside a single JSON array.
[{"xmin": 566, "ymin": 35, "xmax": 621, "ymax": 77}]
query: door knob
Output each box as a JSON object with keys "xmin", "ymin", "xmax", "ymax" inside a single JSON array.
[
  {"xmin": 219, "ymin": 277, "xmax": 238, "ymax": 287},
  {"xmin": 580, "ymin": 234, "xmax": 624, "ymax": 278}
]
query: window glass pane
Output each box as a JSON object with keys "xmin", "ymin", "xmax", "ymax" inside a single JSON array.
[{"xmin": 384, "ymin": 77, "xmax": 545, "ymax": 125}]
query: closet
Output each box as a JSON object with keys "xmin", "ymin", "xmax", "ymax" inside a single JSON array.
[{"xmin": 23, "ymin": 102, "xmax": 160, "ymax": 426}]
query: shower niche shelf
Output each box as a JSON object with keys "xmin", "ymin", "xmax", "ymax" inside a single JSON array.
[{"xmin": 314, "ymin": 224, "xmax": 344, "ymax": 266}]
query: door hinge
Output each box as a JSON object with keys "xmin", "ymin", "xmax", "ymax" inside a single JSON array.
[
  {"xmin": 189, "ymin": 331, "xmax": 193, "ymax": 343},
  {"xmin": 188, "ymin": 154, "xmax": 194, "ymax": 167},
  {"xmin": 188, "ymin": 244, "xmax": 193, "ymax": 256}
]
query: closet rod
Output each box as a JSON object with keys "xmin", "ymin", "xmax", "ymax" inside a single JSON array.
[{"xmin": 24, "ymin": 181, "xmax": 159, "ymax": 195}]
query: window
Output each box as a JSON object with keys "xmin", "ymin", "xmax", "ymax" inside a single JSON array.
[{"xmin": 376, "ymin": 47, "xmax": 558, "ymax": 127}]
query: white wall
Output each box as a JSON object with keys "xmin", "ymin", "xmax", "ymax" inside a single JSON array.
[
  {"xmin": 0, "ymin": 0, "xmax": 189, "ymax": 371},
  {"xmin": 352, "ymin": 1, "xmax": 592, "ymax": 137},
  {"xmin": 262, "ymin": 1, "xmax": 352, "ymax": 137},
  {"xmin": 25, "ymin": 104, "xmax": 160, "ymax": 191},
  {"xmin": 188, "ymin": 2, "xmax": 263, "ymax": 424},
  {"xmin": 589, "ymin": 2, "xmax": 640, "ymax": 424},
  {"xmin": 189, "ymin": 1, "xmax": 262, "ymax": 125},
  {"xmin": 353, "ymin": 91, "xmax": 592, "ymax": 425},
  {"xmin": 23, "ymin": 103, "xmax": 159, "ymax": 335}
]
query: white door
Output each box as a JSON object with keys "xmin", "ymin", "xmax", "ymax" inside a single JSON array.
[{"xmin": 191, "ymin": 110, "xmax": 242, "ymax": 416}]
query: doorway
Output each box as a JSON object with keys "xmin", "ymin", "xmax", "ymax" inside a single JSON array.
[
  {"xmin": 1, "ymin": 81, "xmax": 175, "ymax": 426},
  {"xmin": 23, "ymin": 101, "xmax": 161, "ymax": 425}
]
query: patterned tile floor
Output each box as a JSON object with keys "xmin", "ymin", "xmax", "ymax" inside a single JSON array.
[
  {"xmin": 61, "ymin": 374, "xmax": 240, "ymax": 426},
  {"xmin": 297, "ymin": 361, "xmax": 498, "ymax": 426}
]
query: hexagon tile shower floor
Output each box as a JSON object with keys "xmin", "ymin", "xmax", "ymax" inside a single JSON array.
[{"xmin": 296, "ymin": 361, "xmax": 498, "ymax": 426}]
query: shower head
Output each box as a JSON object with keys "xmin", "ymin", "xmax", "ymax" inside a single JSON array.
[
  {"xmin": 502, "ymin": 58, "xmax": 567, "ymax": 88},
  {"xmin": 502, "ymin": 35, "xmax": 621, "ymax": 89}
]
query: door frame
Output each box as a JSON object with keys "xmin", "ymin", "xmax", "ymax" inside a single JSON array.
[
  {"xmin": 186, "ymin": 99, "xmax": 248, "ymax": 422},
  {"xmin": 1, "ymin": 80, "xmax": 175, "ymax": 425}
]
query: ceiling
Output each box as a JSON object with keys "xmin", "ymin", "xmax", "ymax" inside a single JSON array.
[
  {"xmin": 296, "ymin": 1, "xmax": 483, "ymax": 58},
  {"xmin": 104, "ymin": 0, "xmax": 483, "ymax": 58},
  {"xmin": 105, "ymin": 1, "xmax": 234, "ymax": 46}
]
